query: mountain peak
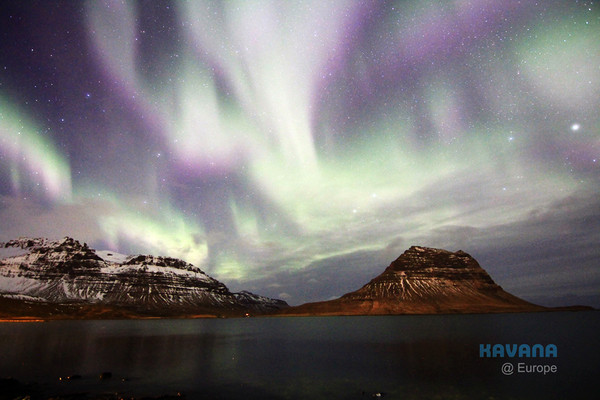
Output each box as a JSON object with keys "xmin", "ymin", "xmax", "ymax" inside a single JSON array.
[
  {"xmin": 2, "ymin": 237, "xmax": 49, "ymax": 250},
  {"xmin": 280, "ymin": 246, "xmax": 545, "ymax": 316},
  {"xmin": 0, "ymin": 237, "xmax": 288, "ymax": 319},
  {"xmin": 387, "ymin": 246, "xmax": 479, "ymax": 273}
]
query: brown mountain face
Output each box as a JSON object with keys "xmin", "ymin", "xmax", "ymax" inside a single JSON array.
[{"xmin": 279, "ymin": 246, "xmax": 546, "ymax": 315}]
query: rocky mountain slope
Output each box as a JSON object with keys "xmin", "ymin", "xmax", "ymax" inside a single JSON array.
[
  {"xmin": 279, "ymin": 246, "xmax": 546, "ymax": 315},
  {"xmin": 0, "ymin": 237, "xmax": 287, "ymax": 319}
]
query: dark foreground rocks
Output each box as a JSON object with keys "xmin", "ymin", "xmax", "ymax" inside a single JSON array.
[{"xmin": 0, "ymin": 377, "xmax": 185, "ymax": 400}]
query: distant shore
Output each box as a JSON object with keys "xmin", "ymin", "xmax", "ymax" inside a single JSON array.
[{"xmin": 0, "ymin": 305, "xmax": 594, "ymax": 322}]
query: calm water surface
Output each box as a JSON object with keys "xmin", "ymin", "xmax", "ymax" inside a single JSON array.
[{"xmin": 0, "ymin": 312, "xmax": 598, "ymax": 399}]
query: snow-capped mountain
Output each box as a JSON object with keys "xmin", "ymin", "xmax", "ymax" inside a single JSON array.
[
  {"xmin": 0, "ymin": 237, "xmax": 287, "ymax": 318},
  {"xmin": 280, "ymin": 246, "xmax": 545, "ymax": 315}
]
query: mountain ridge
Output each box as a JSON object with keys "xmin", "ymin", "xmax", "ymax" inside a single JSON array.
[
  {"xmin": 0, "ymin": 236, "xmax": 288, "ymax": 319},
  {"xmin": 1, "ymin": 239, "xmax": 591, "ymax": 319}
]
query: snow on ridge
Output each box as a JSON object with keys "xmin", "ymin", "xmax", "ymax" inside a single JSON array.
[
  {"xmin": 0, "ymin": 275, "xmax": 47, "ymax": 296},
  {"xmin": 0, "ymin": 236, "xmax": 288, "ymax": 311},
  {"xmin": 1, "ymin": 237, "xmax": 58, "ymax": 250},
  {"xmin": 96, "ymin": 250, "xmax": 128, "ymax": 264},
  {"xmin": 1, "ymin": 293, "xmax": 48, "ymax": 302},
  {"xmin": 99, "ymin": 263, "xmax": 215, "ymax": 283}
]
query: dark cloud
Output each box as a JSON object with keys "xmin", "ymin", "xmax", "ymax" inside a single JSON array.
[
  {"xmin": 238, "ymin": 190, "xmax": 600, "ymax": 307},
  {"xmin": 230, "ymin": 248, "xmax": 388, "ymax": 306},
  {"xmin": 413, "ymin": 190, "xmax": 600, "ymax": 307}
]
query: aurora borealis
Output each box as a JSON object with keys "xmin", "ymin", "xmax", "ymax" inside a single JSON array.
[{"xmin": 0, "ymin": 1, "xmax": 598, "ymax": 306}]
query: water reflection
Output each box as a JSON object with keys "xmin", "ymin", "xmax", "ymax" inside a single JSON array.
[{"xmin": 0, "ymin": 314, "xmax": 598, "ymax": 399}]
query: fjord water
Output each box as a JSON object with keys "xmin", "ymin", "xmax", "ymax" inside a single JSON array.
[{"xmin": 1, "ymin": 312, "xmax": 597, "ymax": 399}]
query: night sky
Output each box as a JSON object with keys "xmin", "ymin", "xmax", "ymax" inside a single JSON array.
[{"xmin": 1, "ymin": 1, "xmax": 598, "ymax": 307}]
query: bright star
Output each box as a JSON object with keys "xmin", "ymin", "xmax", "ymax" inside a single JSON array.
[{"xmin": 571, "ymin": 123, "xmax": 581, "ymax": 131}]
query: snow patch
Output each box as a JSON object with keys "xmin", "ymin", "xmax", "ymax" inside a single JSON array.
[
  {"xmin": 96, "ymin": 250, "xmax": 128, "ymax": 264},
  {"xmin": 0, "ymin": 293, "xmax": 48, "ymax": 302}
]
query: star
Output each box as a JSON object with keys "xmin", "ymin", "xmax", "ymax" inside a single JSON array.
[{"xmin": 0, "ymin": 0, "xmax": 598, "ymax": 308}]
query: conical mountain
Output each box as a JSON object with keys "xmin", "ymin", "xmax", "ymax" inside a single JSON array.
[{"xmin": 280, "ymin": 246, "xmax": 545, "ymax": 315}]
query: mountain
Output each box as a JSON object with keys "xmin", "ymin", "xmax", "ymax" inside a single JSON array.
[
  {"xmin": 0, "ymin": 237, "xmax": 287, "ymax": 319},
  {"xmin": 279, "ymin": 246, "xmax": 547, "ymax": 315}
]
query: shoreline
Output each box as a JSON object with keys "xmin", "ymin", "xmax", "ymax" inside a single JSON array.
[{"xmin": 0, "ymin": 306, "xmax": 595, "ymax": 323}]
